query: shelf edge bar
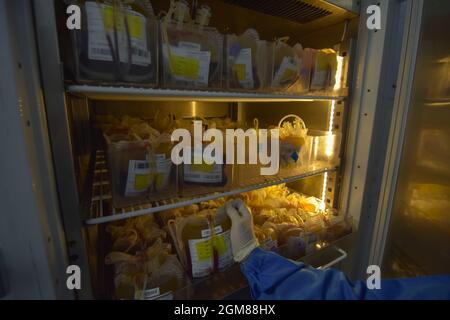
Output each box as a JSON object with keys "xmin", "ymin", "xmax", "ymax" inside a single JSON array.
[
  {"xmin": 67, "ymin": 85, "xmax": 345, "ymax": 102},
  {"xmin": 86, "ymin": 166, "xmax": 337, "ymax": 225}
]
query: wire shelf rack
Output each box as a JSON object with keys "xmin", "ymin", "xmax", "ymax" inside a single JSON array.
[{"xmin": 88, "ymin": 150, "xmax": 338, "ymax": 225}]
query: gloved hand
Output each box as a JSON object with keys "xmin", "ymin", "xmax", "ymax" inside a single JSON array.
[{"xmin": 225, "ymin": 199, "xmax": 259, "ymax": 262}]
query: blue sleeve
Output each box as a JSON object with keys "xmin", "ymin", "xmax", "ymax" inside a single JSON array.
[{"xmin": 241, "ymin": 248, "xmax": 450, "ymax": 300}]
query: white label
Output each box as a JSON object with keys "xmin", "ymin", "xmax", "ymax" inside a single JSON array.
[
  {"xmin": 126, "ymin": 9, "xmax": 151, "ymax": 66},
  {"xmin": 85, "ymin": 2, "xmax": 151, "ymax": 66},
  {"xmin": 188, "ymin": 237, "xmax": 214, "ymax": 278},
  {"xmin": 201, "ymin": 225, "xmax": 223, "ymax": 238},
  {"xmin": 217, "ymin": 230, "xmax": 233, "ymax": 272},
  {"xmin": 85, "ymin": 2, "xmax": 114, "ymax": 62},
  {"xmin": 135, "ymin": 287, "xmax": 159, "ymax": 300},
  {"xmin": 135, "ymin": 287, "xmax": 174, "ymax": 300},
  {"xmin": 272, "ymin": 56, "xmax": 298, "ymax": 87},
  {"xmin": 310, "ymin": 55, "xmax": 329, "ymax": 89},
  {"xmin": 154, "ymin": 154, "xmax": 172, "ymax": 190},
  {"xmin": 155, "ymin": 154, "xmax": 170, "ymax": 172},
  {"xmin": 184, "ymin": 146, "xmax": 223, "ymax": 183},
  {"xmin": 183, "ymin": 163, "xmax": 223, "ymax": 183},
  {"xmin": 310, "ymin": 71, "xmax": 327, "ymax": 89},
  {"xmin": 155, "ymin": 291, "xmax": 173, "ymax": 300},
  {"xmin": 261, "ymin": 238, "xmax": 278, "ymax": 251},
  {"xmin": 178, "ymin": 41, "xmax": 202, "ymax": 51},
  {"xmin": 233, "ymin": 48, "xmax": 254, "ymax": 88},
  {"xmin": 163, "ymin": 45, "xmax": 211, "ymax": 85},
  {"xmin": 124, "ymin": 159, "xmax": 151, "ymax": 196}
]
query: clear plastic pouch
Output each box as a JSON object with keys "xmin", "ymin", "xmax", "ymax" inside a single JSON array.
[
  {"xmin": 277, "ymin": 115, "xmax": 311, "ymax": 177},
  {"xmin": 160, "ymin": 2, "xmax": 223, "ymax": 89},
  {"xmin": 236, "ymin": 119, "xmax": 265, "ymax": 187},
  {"xmin": 271, "ymin": 39, "xmax": 300, "ymax": 92},
  {"xmin": 105, "ymin": 235, "xmax": 186, "ymax": 300},
  {"xmin": 309, "ymin": 49, "xmax": 338, "ymax": 93},
  {"xmin": 133, "ymin": 255, "xmax": 186, "ymax": 300},
  {"xmin": 65, "ymin": 0, "xmax": 158, "ymax": 85},
  {"xmin": 303, "ymin": 130, "xmax": 342, "ymax": 169},
  {"xmin": 226, "ymin": 29, "xmax": 273, "ymax": 91},
  {"xmin": 180, "ymin": 145, "xmax": 234, "ymax": 197},
  {"xmin": 105, "ymin": 133, "xmax": 178, "ymax": 208},
  {"xmin": 167, "ymin": 208, "xmax": 234, "ymax": 279},
  {"xmin": 293, "ymin": 44, "xmax": 313, "ymax": 93},
  {"xmin": 177, "ymin": 119, "xmax": 235, "ymax": 197},
  {"xmin": 148, "ymin": 133, "xmax": 178, "ymax": 202},
  {"xmin": 105, "ymin": 135, "xmax": 152, "ymax": 208}
]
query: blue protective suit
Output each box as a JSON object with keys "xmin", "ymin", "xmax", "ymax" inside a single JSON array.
[{"xmin": 241, "ymin": 248, "xmax": 450, "ymax": 300}]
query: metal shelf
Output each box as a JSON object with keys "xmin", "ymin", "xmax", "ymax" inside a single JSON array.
[
  {"xmin": 88, "ymin": 150, "xmax": 338, "ymax": 225},
  {"xmin": 67, "ymin": 85, "xmax": 346, "ymax": 102}
]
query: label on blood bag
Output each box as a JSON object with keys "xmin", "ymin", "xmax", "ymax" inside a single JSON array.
[
  {"xmin": 125, "ymin": 159, "xmax": 151, "ymax": 196},
  {"xmin": 233, "ymin": 48, "xmax": 254, "ymax": 88},
  {"xmin": 188, "ymin": 229, "xmax": 233, "ymax": 278},
  {"xmin": 272, "ymin": 56, "xmax": 298, "ymax": 87},
  {"xmin": 85, "ymin": 2, "xmax": 151, "ymax": 65},
  {"xmin": 163, "ymin": 45, "xmax": 211, "ymax": 85}
]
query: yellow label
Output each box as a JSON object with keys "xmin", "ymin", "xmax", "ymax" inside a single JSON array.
[
  {"xmin": 134, "ymin": 174, "xmax": 151, "ymax": 191},
  {"xmin": 282, "ymin": 68, "xmax": 297, "ymax": 81},
  {"xmin": 127, "ymin": 14, "xmax": 144, "ymax": 39},
  {"xmin": 170, "ymin": 55, "xmax": 200, "ymax": 79},
  {"xmin": 195, "ymin": 239, "xmax": 213, "ymax": 261},
  {"xmin": 212, "ymin": 234, "xmax": 227, "ymax": 255},
  {"xmin": 233, "ymin": 64, "xmax": 246, "ymax": 81},
  {"xmin": 316, "ymin": 53, "xmax": 328, "ymax": 71},
  {"xmin": 190, "ymin": 163, "xmax": 214, "ymax": 173},
  {"xmin": 101, "ymin": 7, "xmax": 144, "ymax": 39},
  {"xmin": 101, "ymin": 6, "xmax": 114, "ymax": 31}
]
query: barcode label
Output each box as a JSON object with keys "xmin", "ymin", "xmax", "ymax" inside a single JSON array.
[
  {"xmin": 91, "ymin": 47, "xmax": 112, "ymax": 57},
  {"xmin": 135, "ymin": 287, "xmax": 162, "ymax": 300},
  {"xmin": 183, "ymin": 164, "xmax": 223, "ymax": 183},
  {"xmin": 185, "ymin": 174, "xmax": 222, "ymax": 180},
  {"xmin": 135, "ymin": 162, "xmax": 149, "ymax": 170},
  {"xmin": 131, "ymin": 47, "xmax": 150, "ymax": 58},
  {"xmin": 142, "ymin": 287, "xmax": 160, "ymax": 300},
  {"xmin": 86, "ymin": 2, "xmax": 151, "ymax": 66},
  {"xmin": 125, "ymin": 160, "xmax": 151, "ymax": 196},
  {"xmin": 201, "ymin": 225, "xmax": 223, "ymax": 238},
  {"xmin": 179, "ymin": 41, "xmax": 202, "ymax": 51}
]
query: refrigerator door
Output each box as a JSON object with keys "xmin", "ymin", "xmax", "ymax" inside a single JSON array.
[
  {"xmin": 0, "ymin": 0, "xmax": 73, "ymax": 299},
  {"xmin": 370, "ymin": 0, "xmax": 450, "ymax": 277}
]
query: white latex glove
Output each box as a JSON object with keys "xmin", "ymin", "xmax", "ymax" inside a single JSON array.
[{"xmin": 225, "ymin": 199, "xmax": 259, "ymax": 262}]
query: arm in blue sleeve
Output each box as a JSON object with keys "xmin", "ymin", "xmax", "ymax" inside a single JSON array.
[{"xmin": 241, "ymin": 248, "xmax": 450, "ymax": 300}]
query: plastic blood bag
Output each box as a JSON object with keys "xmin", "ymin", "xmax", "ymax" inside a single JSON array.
[
  {"xmin": 160, "ymin": 0, "xmax": 223, "ymax": 88},
  {"xmin": 272, "ymin": 38, "xmax": 300, "ymax": 91},
  {"xmin": 178, "ymin": 209, "xmax": 233, "ymax": 278},
  {"xmin": 70, "ymin": 0, "xmax": 158, "ymax": 85}
]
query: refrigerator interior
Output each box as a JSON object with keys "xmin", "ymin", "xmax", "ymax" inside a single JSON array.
[{"xmin": 52, "ymin": 0, "xmax": 360, "ymax": 299}]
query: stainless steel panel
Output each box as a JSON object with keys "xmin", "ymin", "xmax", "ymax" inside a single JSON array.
[
  {"xmin": 33, "ymin": 0, "xmax": 93, "ymax": 298},
  {"xmin": 93, "ymin": 100, "xmax": 231, "ymax": 120},
  {"xmin": 238, "ymin": 101, "xmax": 332, "ymax": 130},
  {"xmin": 339, "ymin": 0, "xmax": 411, "ymax": 280},
  {"xmin": 381, "ymin": 0, "xmax": 450, "ymax": 277},
  {"xmin": 0, "ymin": 0, "xmax": 73, "ymax": 299}
]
